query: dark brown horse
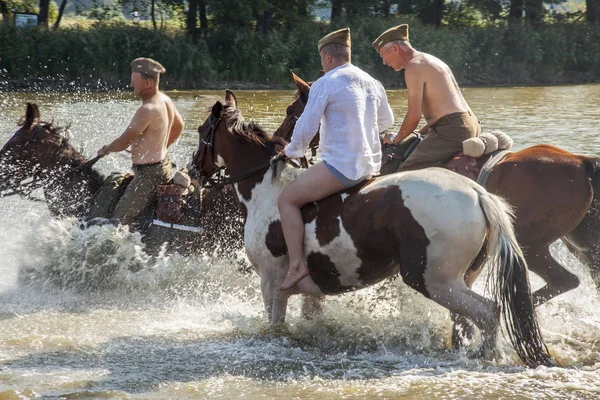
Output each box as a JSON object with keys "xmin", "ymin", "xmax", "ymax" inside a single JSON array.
[
  {"xmin": 0, "ymin": 103, "xmax": 243, "ymax": 257},
  {"xmin": 191, "ymin": 90, "xmax": 554, "ymax": 368},
  {"xmin": 276, "ymin": 73, "xmax": 600, "ymax": 310}
]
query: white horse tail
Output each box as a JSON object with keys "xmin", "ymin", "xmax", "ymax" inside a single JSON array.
[{"xmin": 474, "ymin": 186, "xmax": 555, "ymax": 368}]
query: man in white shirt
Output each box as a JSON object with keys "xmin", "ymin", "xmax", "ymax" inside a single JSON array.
[{"xmin": 278, "ymin": 28, "xmax": 394, "ymax": 291}]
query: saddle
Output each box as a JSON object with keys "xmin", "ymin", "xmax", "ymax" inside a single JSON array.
[
  {"xmin": 88, "ymin": 169, "xmax": 197, "ymax": 226},
  {"xmin": 380, "ymin": 130, "xmax": 512, "ymax": 183}
]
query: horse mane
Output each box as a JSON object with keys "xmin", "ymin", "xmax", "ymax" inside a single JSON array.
[
  {"xmin": 223, "ymin": 105, "xmax": 287, "ymax": 153},
  {"xmin": 20, "ymin": 119, "xmax": 91, "ymax": 166}
]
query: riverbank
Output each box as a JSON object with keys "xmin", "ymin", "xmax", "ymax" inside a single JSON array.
[{"xmin": 1, "ymin": 19, "xmax": 599, "ymax": 89}]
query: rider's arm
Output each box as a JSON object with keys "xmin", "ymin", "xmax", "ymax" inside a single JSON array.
[
  {"xmin": 98, "ymin": 107, "xmax": 152, "ymax": 156},
  {"xmin": 284, "ymin": 81, "xmax": 328, "ymax": 158},
  {"xmin": 167, "ymin": 108, "xmax": 184, "ymax": 148},
  {"xmin": 393, "ymin": 64, "xmax": 424, "ymax": 144}
]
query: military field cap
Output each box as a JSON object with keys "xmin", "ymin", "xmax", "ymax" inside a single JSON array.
[
  {"xmin": 372, "ymin": 24, "xmax": 409, "ymax": 52},
  {"xmin": 130, "ymin": 57, "xmax": 166, "ymax": 78},
  {"xmin": 318, "ymin": 28, "xmax": 351, "ymax": 53}
]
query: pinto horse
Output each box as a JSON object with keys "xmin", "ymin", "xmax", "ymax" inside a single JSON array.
[
  {"xmin": 275, "ymin": 73, "xmax": 600, "ymax": 308},
  {"xmin": 0, "ymin": 103, "xmax": 243, "ymax": 256},
  {"xmin": 192, "ymin": 90, "xmax": 554, "ymax": 368}
]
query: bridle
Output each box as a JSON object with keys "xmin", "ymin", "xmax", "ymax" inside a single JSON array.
[
  {"xmin": 0, "ymin": 123, "xmax": 103, "ymax": 201},
  {"xmin": 190, "ymin": 108, "xmax": 294, "ymax": 189}
]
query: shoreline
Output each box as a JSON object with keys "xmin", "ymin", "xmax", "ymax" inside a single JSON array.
[{"xmin": 1, "ymin": 76, "xmax": 598, "ymax": 93}]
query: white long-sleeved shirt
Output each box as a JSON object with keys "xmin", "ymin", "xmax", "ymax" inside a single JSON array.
[{"xmin": 284, "ymin": 63, "xmax": 394, "ymax": 180}]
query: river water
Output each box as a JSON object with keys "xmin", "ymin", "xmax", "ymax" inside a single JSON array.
[{"xmin": 0, "ymin": 85, "xmax": 599, "ymax": 399}]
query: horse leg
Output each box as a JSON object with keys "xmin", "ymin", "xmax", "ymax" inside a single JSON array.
[
  {"xmin": 451, "ymin": 249, "xmax": 487, "ymax": 349},
  {"xmin": 259, "ymin": 263, "xmax": 291, "ymax": 325},
  {"xmin": 301, "ymin": 295, "xmax": 324, "ymax": 320},
  {"xmin": 563, "ymin": 197, "xmax": 600, "ymax": 293},
  {"xmin": 428, "ymin": 278, "xmax": 499, "ymax": 356},
  {"xmin": 526, "ymin": 244, "xmax": 580, "ymax": 307}
]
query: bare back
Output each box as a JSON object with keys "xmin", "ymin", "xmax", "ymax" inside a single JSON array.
[
  {"xmin": 130, "ymin": 92, "xmax": 177, "ymax": 164},
  {"xmin": 407, "ymin": 53, "xmax": 471, "ymax": 126}
]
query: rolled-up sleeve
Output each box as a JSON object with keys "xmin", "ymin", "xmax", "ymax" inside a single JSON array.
[
  {"xmin": 376, "ymin": 81, "xmax": 394, "ymax": 133},
  {"xmin": 284, "ymin": 81, "xmax": 328, "ymax": 158}
]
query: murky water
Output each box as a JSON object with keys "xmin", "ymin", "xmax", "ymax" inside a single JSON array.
[{"xmin": 0, "ymin": 85, "xmax": 599, "ymax": 399}]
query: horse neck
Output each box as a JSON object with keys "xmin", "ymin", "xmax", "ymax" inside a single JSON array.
[
  {"xmin": 233, "ymin": 161, "xmax": 298, "ymax": 221},
  {"xmin": 228, "ymin": 138, "xmax": 278, "ymax": 203},
  {"xmin": 43, "ymin": 159, "xmax": 105, "ymax": 218}
]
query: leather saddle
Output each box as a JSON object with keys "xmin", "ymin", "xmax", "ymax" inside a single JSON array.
[{"xmin": 380, "ymin": 132, "xmax": 510, "ymax": 184}]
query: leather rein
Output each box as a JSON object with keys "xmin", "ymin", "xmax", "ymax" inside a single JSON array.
[{"xmin": 190, "ymin": 111, "xmax": 290, "ymax": 189}]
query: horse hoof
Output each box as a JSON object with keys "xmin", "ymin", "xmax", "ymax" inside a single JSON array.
[{"xmin": 467, "ymin": 344, "xmax": 499, "ymax": 361}]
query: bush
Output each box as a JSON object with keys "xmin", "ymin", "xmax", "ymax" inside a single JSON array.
[{"xmin": 0, "ymin": 17, "xmax": 599, "ymax": 90}]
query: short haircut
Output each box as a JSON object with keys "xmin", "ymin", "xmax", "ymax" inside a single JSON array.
[
  {"xmin": 140, "ymin": 72, "xmax": 158, "ymax": 83},
  {"xmin": 388, "ymin": 40, "xmax": 409, "ymax": 51},
  {"xmin": 321, "ymin": 43, "xmax": 351, "ymax": 62}
]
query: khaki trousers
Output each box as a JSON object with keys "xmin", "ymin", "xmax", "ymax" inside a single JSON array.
[
  {"xmin": 113, "ymin": 157, "xmax": 172, "ymax": 225},
  {"xmin": 401, "ymin": 111, "xmax": 480, "ymax": 171}
]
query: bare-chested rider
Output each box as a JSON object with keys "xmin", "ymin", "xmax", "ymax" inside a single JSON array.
[
  {"xmin": 373, "ymin": 24, "xmax": 480, "ymax": 171},
  {"xmin": 97, "ymin": 57, "xmax": 184, "ymax": 225}
]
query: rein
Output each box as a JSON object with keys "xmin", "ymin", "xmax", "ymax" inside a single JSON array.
[
  {"xmin": 204, "ymin": 154, "xmax": 288, "ymax": 189},
  {"xmin": 0, "ymin": 125, "xmax": 104, "ymax": 201},
  {"xmin": 192, "ymin": 110, "xmax": 292, "ymax": 189}
]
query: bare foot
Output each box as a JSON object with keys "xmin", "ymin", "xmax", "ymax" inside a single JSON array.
[{"xmin": 278, "ymin": 263, "xmax": 309, "ymax": 291}]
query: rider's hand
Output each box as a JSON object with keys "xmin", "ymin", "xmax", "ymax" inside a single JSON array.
[
  {"xmin": 97, "ymin": 145, "xmax": 111, "ymax": 157},
  {"xmin": 270, "ymin": 153, "xmax": 287, "ymax": 166},
  {"xmin": 383, "ymin": 133, "xmax": 395, "ymax": 145}
]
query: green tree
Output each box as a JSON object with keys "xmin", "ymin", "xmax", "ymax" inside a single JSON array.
[
  {"xmin": 417, "ymin": 0, "xmax": 444, "ymax": 26},
  {"xmin": 1, "ymin": 0, "xmax": 8, "ymax": 20},
  {"xmin": 38, "ymin": 0, "xmax": 50, "ymax": 25},
  {"xmin": 588, "ymin": 0, "xmax": 599, "ymax": 24}
]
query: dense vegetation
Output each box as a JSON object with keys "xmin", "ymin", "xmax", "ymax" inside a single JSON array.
[{"xmin": 0, "ymin": 0, "xmax": 599, "ymax": 89}]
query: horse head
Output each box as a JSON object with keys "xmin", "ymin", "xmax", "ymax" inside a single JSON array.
[
  {"xmin": 192, "ymin": 90, "xmax": 286, "ymax": 187},
  {"xmin": 273, "ymin": 72, "xmax": 320, "ymax": 154},
  {"xmin": 0, "ymin": 103, "xmax": 103, "ymax": 216},
  {"xmin": 0, "ymin": 103, "xmax": 74, "ymax": 192}
]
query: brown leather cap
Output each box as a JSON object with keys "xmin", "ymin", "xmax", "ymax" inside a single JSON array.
[
  {"xmin": 318, "ymin": 28, "xmax": 351, "ymax": 53},
  {"xmin": 372, "ymin": 24, "xmax": 409, "ymax": 52},
  {"xmin": 130, "ymin": 57, "xmax": 166, "ymax": 78}
]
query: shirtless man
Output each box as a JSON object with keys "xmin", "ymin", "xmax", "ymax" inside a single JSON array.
[
  {"xmin": 373, "ymin": 24, "xmax": 480, "ymax": 171},
  {"xmin": 97, "ymin": 57, "xmax": 184, "ymax": 225}
]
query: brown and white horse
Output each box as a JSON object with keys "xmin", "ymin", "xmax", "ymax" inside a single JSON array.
[
  {"xmin": 192, "ymin": 90, "xmax": 554, "ymax": 368},
  {"xmin": 276, "ymin": 73, "xmax": 600, "ymax": 309}
]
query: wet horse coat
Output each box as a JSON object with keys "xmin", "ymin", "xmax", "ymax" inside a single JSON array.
[
  {"xmin": 0, "ymin": 103, "xmax": 244, "ymax": 257},
  {"xmin": 193, "ymin": 91, "xmax": 554, "ymax": 368},
  {"xmin": 276, "ymin": 73, "xmax": 600, "ymax": 308}
]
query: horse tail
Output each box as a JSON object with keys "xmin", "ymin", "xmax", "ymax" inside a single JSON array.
[{"xmin": 474, "ymin": 186, "xmax": 555, "ymax": 368}]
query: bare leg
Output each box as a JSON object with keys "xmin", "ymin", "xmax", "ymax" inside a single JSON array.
[{"xmin": 277, "ymin": 162, "xmax": 345, "ymax": 291}]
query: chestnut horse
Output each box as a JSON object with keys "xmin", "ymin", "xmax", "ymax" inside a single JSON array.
[
  {"xmin": 0, "ymin": 103, "xmax": 243, "ymax": 257},
  {"xmin": 191, "ymin": 90, "xmax": 554, "ymax": 368},
  {"xmin": 275, "ymin": 73, "xmax": 600, "ymax": 308}
]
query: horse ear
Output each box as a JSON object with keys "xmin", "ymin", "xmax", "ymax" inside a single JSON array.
[
  {"xmin": 291, "ymin": 71, "xmax": 310, "ymax": 99},
  {"xmin": 24, "ymin": 103, "xmax": 40, "ymax": 128},
  {"xmin": 211, "ymin": 101, "xmax": 223, "ymax": 118},
  {"xmin": 225, "ymin": 89, "xmax": 237, "ymax": 109}
]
